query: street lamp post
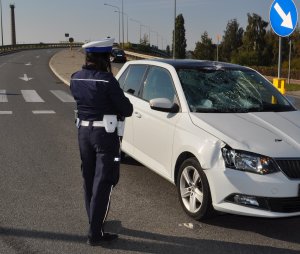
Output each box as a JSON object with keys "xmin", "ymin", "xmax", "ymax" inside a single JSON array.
[
  {"xmin": 116, "ymin": 11, "xmax": 128, "ymax": 43},
  {"xmin": 216, "ymin": 34, "xmax": 220, "ymax": 62},
  {"xmin": 0, "ymin": 0, "xmax": 4, "ymax": 46},
  {"xmin": 126, "ymin": 12, "xmax": 128, "ymax": 43},
  {"xmin": 104, "ymin": 3, "xmax": 120, "ymax": 45},
  {"xmin": 121, "ymin": 0, "xmax": 124, "ymax": 47},
  {"xmin": 123, "ymin": 13, "xmax": 129, "ymax": 43},
  {"xmin": 173, "ymin": 0, "xmax": 176, "ymax": 59},
  {"xmin": 111, "ymin": 0, "xmax": 124, "ymax": 48},
  {"xmin": 113, "ymin": 10, "xmax": 121, "ymax": 45},
  {"xmin": 130, "ymin": 18, "xmax": 142, "ymax": 43}
]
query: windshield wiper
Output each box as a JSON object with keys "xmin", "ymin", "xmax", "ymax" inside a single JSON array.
[
  {"xmin": 194, "ymin": 108, "xmax": 224, "ymax": 113},
  {"xmin": 194, "ymin": 107, "xmax": 265, "ymax": 113},
  {"xmin": 240, "ymin": 107, "xmax": 264, "ymax": 113},
  {"xmin": 262, "ymin": 103, "xmax": 296, "ymax": 112}
]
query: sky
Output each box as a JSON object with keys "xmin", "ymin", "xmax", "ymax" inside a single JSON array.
[{"xmin": 0, "ymin": 0, "xmax": 299, "ymax": 50}]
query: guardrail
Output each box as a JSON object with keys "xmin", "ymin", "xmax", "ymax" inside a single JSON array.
[
  {"xmin": 0, "ymin": 43, "xmax": 83, "ymax": 55},
  {"xmin": 124, "ymin": 50, "xmax": 163, "ymax": 60}
]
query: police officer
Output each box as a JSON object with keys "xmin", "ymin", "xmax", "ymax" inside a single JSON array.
[{"xmin": 70, "ymin": 38, "xmax": 133, "ymax": 246}]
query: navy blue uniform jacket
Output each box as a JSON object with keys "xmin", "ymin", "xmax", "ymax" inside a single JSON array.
[{"xmin": 70, "ymin": 65, "xmax": 133, "ymax": 121}]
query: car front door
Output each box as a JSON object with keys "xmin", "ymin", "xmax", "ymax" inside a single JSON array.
[
  {"xmin": 132, "ymin": 65, "xmax": 181, "ymax": 179},
  {"xmin": 118, "ymin": 64, "xmax": 148, "ymax": 156}
]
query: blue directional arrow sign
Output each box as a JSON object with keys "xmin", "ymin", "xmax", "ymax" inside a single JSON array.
[{"xmin": 270, "ymin": 0, "xmax": 298, "ymax": 37}]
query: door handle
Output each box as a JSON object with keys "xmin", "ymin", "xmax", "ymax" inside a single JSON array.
[{"xmin": 134, "ymin": 111, "xmax": 142, "ymax": 118}]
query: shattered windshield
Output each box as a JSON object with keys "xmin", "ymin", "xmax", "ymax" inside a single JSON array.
[{"xmin": 177, "ymin": 67, "xmax": 295, "ymax": 113}]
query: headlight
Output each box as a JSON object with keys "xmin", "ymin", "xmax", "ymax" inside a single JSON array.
[{"xmin": 221, "ymin": 147, "xmax": 279, "ymax": 175}]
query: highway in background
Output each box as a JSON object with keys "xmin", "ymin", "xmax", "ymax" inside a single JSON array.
[{"xmin": 0, "ymin": 49, "xmax": 299, "ymax": 253}]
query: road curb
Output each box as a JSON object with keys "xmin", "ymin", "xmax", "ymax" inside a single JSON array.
[{"xmin": 49, "ymin": 54, "xmax": 71, "ymax": 86}]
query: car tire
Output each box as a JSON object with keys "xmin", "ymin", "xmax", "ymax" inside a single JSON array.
[{"xmin": 177, "ymin": 157, "xmax": 215, "ymax": 220}]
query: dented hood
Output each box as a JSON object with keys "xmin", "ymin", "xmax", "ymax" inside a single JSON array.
[{"xmin": 190, "ymin": 110, "xmax": 300, "ymax": 158}]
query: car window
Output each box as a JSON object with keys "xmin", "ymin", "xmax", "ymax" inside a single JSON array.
[
  {"xmin": 112, "ymin": 49, "xmax": 124, "ymax": 55},
  {"xmin": 122, "ymin": 65, "xmax": 148, "ymax": 96},
  {"xmin": 142, "ymin": 66, "xmax": 176, "ymax": 102},
  {"xmin": 118, "ymin": 67, "xmax": 129, "ymax": 89}
]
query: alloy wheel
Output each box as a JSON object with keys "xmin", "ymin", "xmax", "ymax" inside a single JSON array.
[{"xmin": 179, "ymin": 165, "xmax": 204, "ymax": 214}]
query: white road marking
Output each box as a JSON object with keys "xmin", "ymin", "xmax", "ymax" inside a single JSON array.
[
  {"xmin": 19, "ymin": 74, "xmax": 33, "ymax": 82},
  {"xmin": 21, "ymin": 90, "xmax": 44, "ymax": 102},
  {"xmin": 32, "ymin": 110, "xmax": 55, "ymax": 114},
  {"xmin": 0, "ymin": 90, "xmax": 8, "ymax": 102},
  {"xmin": 50, "ymin": 90, "xmax": 75, "ymax": 102},
  {"xmin": 178, "ymin": 223, "xmax": 194, "ymax": 229},
  {"xmin": 0, "ymin": 111, "xmax": 12, "ymax": 114}
]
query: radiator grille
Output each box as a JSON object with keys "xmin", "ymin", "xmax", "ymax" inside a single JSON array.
[{"xmin": 275, "ymin": 159, "xmax": 300, "ymax": 179}]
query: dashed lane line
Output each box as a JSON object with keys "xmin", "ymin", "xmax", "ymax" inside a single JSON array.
[
  {"xmin": 32, "ymin": 110, "xmax": 56, "ymax": 114},
  {"xmin": 0, "ymin": 90, "xmax": 8, "ymax": 102},
  {"xmin": 0, "ymin": 111, "xmax": 13, "ymax": 114},
  {"xmin": 50, "ymin": 90, "xmax": 75, "ymax": 102},
  {"xmin": 21, "ymin": 90, "xmax": 45, "ymax": 103}
]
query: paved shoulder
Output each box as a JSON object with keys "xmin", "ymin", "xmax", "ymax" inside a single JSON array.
[
  {"xmin": 49, "ymin": 48, "xmax": 120, "ymax": 86},
  {"xmin": 286, "ymin": 90, "xmax": 300, "ymax": 98},
  {"xmin": 49, "ymin": 49, "xmax": 84, "ymax": 86}
]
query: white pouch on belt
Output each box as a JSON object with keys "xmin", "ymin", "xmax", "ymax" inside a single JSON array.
[{"xmin": 103, "ymin": 115, "xmax": 117, "ymax": 133}]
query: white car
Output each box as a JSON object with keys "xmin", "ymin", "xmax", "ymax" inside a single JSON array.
[{"xmin": 116, "ymin": 59, "xmax": 300, "ymax": 220}]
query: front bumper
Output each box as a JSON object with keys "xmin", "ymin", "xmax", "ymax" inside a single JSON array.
[
  {"xmin": 206, "ymin": 167, "xmax": 300, "ymax": 218},
  {"xmin": 225, "ymin": 194, "xmax": 300, "ymax": 213}
]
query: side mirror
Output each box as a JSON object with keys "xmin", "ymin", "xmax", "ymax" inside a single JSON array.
[{"xmin": 149, "ymin": 98, "xmax": 179, "ymax": 113}]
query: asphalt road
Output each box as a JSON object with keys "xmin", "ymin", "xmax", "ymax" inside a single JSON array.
[{"xmin": 0, "ymin": 49, "xmax": 299, "ymax": 254}]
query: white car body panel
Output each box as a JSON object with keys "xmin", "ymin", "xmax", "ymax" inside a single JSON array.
[
  {"xmin": 131, "ymin": 96, "xmax": 180, "ymax": 179},
  {"xmin": 190, "ymin": 111, "xmax": 300, "ymax": 158}
]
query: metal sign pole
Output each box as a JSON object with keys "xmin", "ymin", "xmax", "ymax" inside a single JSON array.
[
  {"xmin": 278, "ymin": 36, "xmax": 282, "ymax": 78},
  {"xmin": 270, "ymin": 0, "xmax": 298, "ymax": 94},
  {"xmin": 288, "ymin": 39, "xmax": 292, "ymax": 84},
  {"xmin": 0, "ymin": 0, "xmax": 3, "ymax": 46}
]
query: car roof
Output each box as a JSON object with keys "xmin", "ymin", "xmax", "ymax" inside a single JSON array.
[{"xmin": 131, "ymin": 59, "xmax": 251, "ymax": 71}]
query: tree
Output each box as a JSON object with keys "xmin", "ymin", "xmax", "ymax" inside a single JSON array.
[
  {"xmin": 193, "ymin": 31, "xmax": 215, "ymax": 60},
  {"xmin": 172, "ymin": 14, "xmax": 187, "ymax": 59},
  {"xmin": 138, "ymin": 33, "xmax": 150, "ymax": 52},
  {"xmin": 237, "ymin": 13, "xmax": 269, "ymax": 65},
  {"xmin": 166, "ymin": 45, "xmax": 171, "ymax": 56},
  {"xmin": 140, "ymin": 33, "xmax": 149, "ymax": 46},
  {"xmin": 283, "ymin": 26, "xmax": 300, "ymax": 70},
  {"xmin": 243, "ymin": 13, "xmax": 268, "ymax": 51},
  {"xmin": 220, "ymin": 19, "xmax": 244, "ymax": 62}
]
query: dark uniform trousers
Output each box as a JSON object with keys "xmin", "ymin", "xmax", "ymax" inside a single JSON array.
[{"xmin": 78, "ymin": 123, "xmax": 120, "ymax": 240}]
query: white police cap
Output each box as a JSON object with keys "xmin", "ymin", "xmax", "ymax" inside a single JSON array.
[{"xmin": 82, "ymin": 38, "xmax": 115, "ymax": 53}]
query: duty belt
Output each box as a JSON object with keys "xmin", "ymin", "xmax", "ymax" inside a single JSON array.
[
  {"xmin": 76, "ymin": 115, "xmax": 124, "ymax": 136},
  {"xmin": 79, "ymin": 120, "xmax": 104, "ymax": 127}
]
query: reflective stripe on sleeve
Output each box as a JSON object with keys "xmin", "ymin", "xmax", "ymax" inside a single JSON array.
[{"xmin": 71, "ymin": 78, "xmax": 109, "ymax": 83}]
